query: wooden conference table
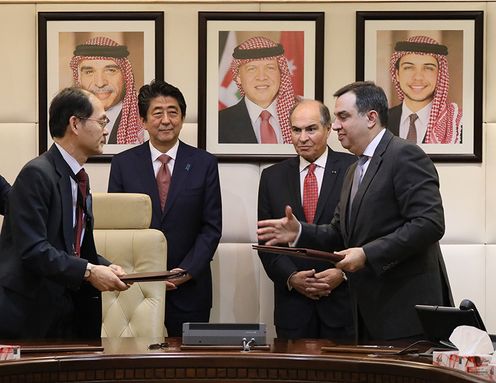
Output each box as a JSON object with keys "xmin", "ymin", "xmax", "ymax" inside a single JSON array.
[{"xmin": 0, "ymin": 337, "xmax": 490, "ymax": 382}]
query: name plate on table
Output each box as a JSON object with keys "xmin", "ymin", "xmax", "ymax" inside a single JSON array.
[{"xmin": 182, "ymin": 323, "xmax": 267, "ymax": 346}]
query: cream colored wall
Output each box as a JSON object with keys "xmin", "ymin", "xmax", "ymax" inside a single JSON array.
[{"xmin": 0, "ymin": 1, "xmax": 494, "ymax": 340}]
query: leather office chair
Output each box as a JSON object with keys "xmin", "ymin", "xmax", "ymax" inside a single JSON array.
[{"xmin": 92, "ymin": 192, "xmax": 167, "ymax": 337}]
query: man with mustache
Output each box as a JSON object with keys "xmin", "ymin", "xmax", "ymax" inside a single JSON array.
[
  {"xmin": 70, "ymin": 36, "xmax": 143, "ymax": 144},
  {"xmin": 257, "ymin": 99, "xmax": 355, "ymax": 340},
  {"xmin": 218, "ymin": 36, "xmax": 298, "ymax": 144}
]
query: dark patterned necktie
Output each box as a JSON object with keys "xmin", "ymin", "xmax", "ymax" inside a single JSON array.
[
  {"xmin": 74, "ymin": 168, "xmax": 88, "ymax": 257},
  {"xmin": 407, "ymin": 113, "xmax": 418, "ymax": 143}
]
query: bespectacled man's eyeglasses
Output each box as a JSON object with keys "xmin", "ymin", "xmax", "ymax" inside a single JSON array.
[{"xmin": 77, "ymin": 116, "xmax": 110, "ymax": 129}]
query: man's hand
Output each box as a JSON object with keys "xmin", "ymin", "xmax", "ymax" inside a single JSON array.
[
  {"xmin": 257, "ymin": 205, "xmax": 300, "ymax": 246},
  {"xmin": 335, "ymin": 247, "xmax": 366, "ymax": 272},
  {"xmin": 289, "ymin": 270, "xmax": 319, "ymax": 300},
  {"xmin": 108, "ymin": 264, "xmax": 126, "ymax": 278},
  {"xmin": 165, "ymin": 268, "xmax": 191, "ymax": 291},
  {"xmin": 313, "ymin": 268, "xmax": 346, "ymax": 291},
  {"xmin": 291, "ymin": 268, "xmax": 346, "ymax": 300},
  {"xmin": 87, "ymin": 265, "xmax": 129, "ymax": 291}
]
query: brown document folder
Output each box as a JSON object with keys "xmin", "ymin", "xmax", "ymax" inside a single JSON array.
[
  {"xmin": 253, "ymin": 245, "xmax": 344, "ymax": 264},
  {"xmin": 120, "ymin": 270, "xmax": 187, "ymax": 283}
]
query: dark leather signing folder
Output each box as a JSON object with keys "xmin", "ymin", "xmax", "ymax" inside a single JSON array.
[
  {"xmin": 120, "ymin": 270, "xmax": 187, "ymax": 283},
  {"xmin": 253, "ymin": 245, "xmax": 344, "ymax": 264}
]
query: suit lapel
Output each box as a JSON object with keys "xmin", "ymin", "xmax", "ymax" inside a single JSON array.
[
  {"xmin": 48, "ymin": 145, "xmax": 76, "ymax": 254},
  {"xmin": 314, "ymin": 148, "xmax": 339, "ymax": 223},
  {"xmin": 162, "ymin": 141, "xmax": 191, "ymax": 219},
  {"xmin": 341, "ymin": 160, "xmax": 355, "ymax": 238},
  {"xmin": 287, "ymin": 157, "xmax": 305, "ymax": 220},
  {"xmin": 135, "ymin": 143, "xmax": 163, "ymax": 220},
  {"xmin": 348, "ymin": 130, "xmax": 392, "ymax": 231}
]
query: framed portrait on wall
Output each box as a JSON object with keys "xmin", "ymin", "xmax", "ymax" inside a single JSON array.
[
  {"xmin": 38, "ymin": 11, "xmax": 164, "ymax": 162},
  {"xmin": 356, "ymin": 11, "xmax": 483, "ymax": 163},
  {"xmin": 198, "ymin": 12, "xmax": 324, "ymax": 162}
]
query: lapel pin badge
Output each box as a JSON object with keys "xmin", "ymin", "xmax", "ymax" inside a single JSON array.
[{"xmin": 185, "ymin": 164, "xmax": 191, "ymax": 171}]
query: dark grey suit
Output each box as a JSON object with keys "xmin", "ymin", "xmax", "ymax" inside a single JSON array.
[
  {"xmin": 258, "ymin": 149, "xmax": 356, "ymax": 339},
  {"xmin": 218, "ymin": 98, "xmax": 258, "ymax": 143},
  {"xmin": 0, "ymin": 145, "xmax": 110, "ymax": 339},
  {"xmin": 106, "ymin": 110, "xmax": 122, "ymax": 144},
  {"xmin": 388, "ymin": 104, "xmax": 401, "ymax": 137},
  {"xmin": 0, "ymin": 174, "xmax": 10, "ymax": 215},
  {"xmin": 298, "ymin": 130, "xmax": 453, "ymax": 340}
]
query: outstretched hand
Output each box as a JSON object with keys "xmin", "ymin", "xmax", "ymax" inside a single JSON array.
[{"xmin": 257, "ymin": 205, "xmax": 300, "ymax": 246}]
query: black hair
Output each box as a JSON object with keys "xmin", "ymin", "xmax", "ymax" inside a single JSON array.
[
  {"xmin": 49, "ymin": 87, "xmax": 93, "ymax": 138},
  {"xmin": 138, "ymin": 79, "xmax": 186, "ymax": 120},
  {"xmin": 333, "ymin": 81, "xmax": 389, "ymax": 127}
]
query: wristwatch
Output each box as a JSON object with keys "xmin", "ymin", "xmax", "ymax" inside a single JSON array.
[{"xmin": 84, "ymin": 263, "xmax": 93, "ymax": 279}]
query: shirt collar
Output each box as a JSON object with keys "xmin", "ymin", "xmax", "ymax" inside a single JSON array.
[
  {"xmin": 362, "ymin": 129, "xmax": 386, "ymax": 158},
  {"xmin": 244, "ymin": 97, "xmax": 278, "ymax": 125},
  {"xmin": 299, "ymin": 147, "xmax": 328, "ymax": 173},
  {"xmin": 55, "ymin": 142, "xmax": 82, "ymax": 175},
  {"xmin": 400, "ymin": 101, "xmax": 432, "ymax": 126},
  {"xmin": 149, "ymin": 140, "xmax": 179, "ymax": 162}
]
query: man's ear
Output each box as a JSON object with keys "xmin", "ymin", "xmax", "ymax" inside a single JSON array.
[
  {"xmin": 69, "ymin": 115, "xmax": 80, "ymax": 135},
  {"xmin": 366, "ymin": 110, "xmax": 379, "ymax": 128}
]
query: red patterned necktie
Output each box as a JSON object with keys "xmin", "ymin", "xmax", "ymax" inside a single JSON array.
[
  {"xmin": 157, "ymin": 154, "xmax": 172, "ymax": 211},
  {"xmin": 303, "ymin": 163, "xmax": 318, "ymax": 223},
  {"xmin": 74, "ymin": 168, "xmax": 88, "ymax": 257},
  {"xmin": 260, "ymin": 110, "xmax": 277, "ymax": 144}
]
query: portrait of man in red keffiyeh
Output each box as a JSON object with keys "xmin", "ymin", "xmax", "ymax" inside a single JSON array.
[
  {"xmin": 218, "ymin": 36, "xmax": 298, "ymax": 144},
  {"xmin": 70, "ymin": 36, "xmax": 143, "ymax": 145},
  {"xmin": 388, "ymin": 35, "xmax": 462, "ymax": 144}
]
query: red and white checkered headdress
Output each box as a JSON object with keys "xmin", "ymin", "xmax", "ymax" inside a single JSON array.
[
  {"xmin": 70, "ymin": 36, "xmax": 143, "ymax": 144},
  {"xmin": 231, "ymin": 36, "xmax": 297, "ymax": 144},
  {"xmin": 389, "ymin": 35, "xmax": 462, "ymax": 144}
]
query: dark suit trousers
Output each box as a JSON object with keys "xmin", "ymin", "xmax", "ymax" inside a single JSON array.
[
  {"xmin": 276, "ymin": 311, "xmax": 355, "ymax": 341},
  {"xmin": 0, "ymin": 286, "xmax": 74, "ymax": 339}
]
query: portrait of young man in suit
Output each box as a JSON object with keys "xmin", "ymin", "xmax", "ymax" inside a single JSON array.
[
  {"xmin": 258, "ymin": 99, "xmax": 355, "ymax": 340},
  {"xmin": 258, "ymin": 81, "xmax": 453, "ymax": 341},
  {"xmin": 388, "ymin": 35, "xmax": 462, "ymax": 144},
  {"xmin": 108, "ymin": 79, "xmax": 222, "ymax": 337},
  {"xmin": 0, "ymin": 87, "xmax": 128, "ymax": 340},
  {"xmin": 218, "ymin": 36, "xmax": 298, "ymax": 144}
]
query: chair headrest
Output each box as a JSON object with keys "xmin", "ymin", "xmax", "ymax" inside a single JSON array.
[{"xmin": 93, "ymin": 192, "xmax": 152, "ymax": 229}]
